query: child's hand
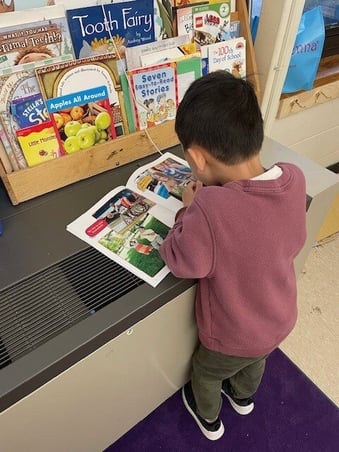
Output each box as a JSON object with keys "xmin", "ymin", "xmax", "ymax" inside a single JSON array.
[{"xmin": 182, "ymin": 180, "xmax": 203, "ymax": 207}]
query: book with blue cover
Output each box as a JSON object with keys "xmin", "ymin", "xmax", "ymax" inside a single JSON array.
[{"xmin": 66, "ymin": 0, "xmax": 156, "ymax": 60}]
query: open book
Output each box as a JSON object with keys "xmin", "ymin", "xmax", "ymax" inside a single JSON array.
[{"xmin": 66, "ymin": 152, "xmax": 194, "ymax": 287}]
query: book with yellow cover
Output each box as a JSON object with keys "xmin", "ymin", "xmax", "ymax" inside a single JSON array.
[{"xmin": 16, "ymin": 121, "xmax": 59, "ymax": 167}]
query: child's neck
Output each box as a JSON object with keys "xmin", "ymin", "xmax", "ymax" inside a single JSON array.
[{"xmin": 215, "ymin": 155, "xmax": 265, "ymax": 184}]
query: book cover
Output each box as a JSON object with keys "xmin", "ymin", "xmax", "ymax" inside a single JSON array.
[
  {"xmin": 66, "ymin": 151, "xmax": 194, "ymax": 287},
  {"xmin": 35, "ymin": 54, "xmax": 128, "ymax": 136},
  {"xmin": 125, "ymin": 35, "xmax": 189, "ymax": 71},
  {"xmin": 174, "ymin": 2, "xmax": 208, "ymax": 40},
  {"xmin": 10, "ymin": 93, "xmax": 49, "ymax": 129},
  {"xmin": 66, "ymin": 1, "xmax": 155, "ymax": 60},
  {"xmin": 16, "ymin": 120, "xmax": 59, "ymax": 167},
  {"xmin": 128, "ymin": 61, "xmax": 178, "ymax": 130},
  {"xmin": 208, "ymin": 37, "xmax": 246, "ymax": 78},
  {"xmin": 176, "ymin": 54, "xmax": 202, "ymax": 102},
  {"xmin": 0, "ymin": 5, "xmax": 74, "ymax": 76},
  {"xmin": 192, "ymin": 1, "xmax": 231, "ymax": 45},
  {"xmin": 45, "ymin": 85, "xmax": 117, "ymax": 155}
]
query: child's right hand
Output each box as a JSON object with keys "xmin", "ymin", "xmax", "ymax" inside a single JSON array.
[{"xmin": 182, "ymin": 180, "xmax": 203, "ymax": 207}]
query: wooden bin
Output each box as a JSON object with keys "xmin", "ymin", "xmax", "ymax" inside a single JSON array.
[{"xmin": 0, "ymin": 0, "xmax": 259, "ymax": 205}]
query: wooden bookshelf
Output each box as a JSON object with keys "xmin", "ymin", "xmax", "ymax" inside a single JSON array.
[{"xmin": 0, "ymin": 0, "xmax": 259, "ymax": 205}]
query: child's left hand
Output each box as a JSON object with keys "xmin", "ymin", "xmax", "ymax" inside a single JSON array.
[{"xmin": 182, "ymin": 181, "xmax": 203, "ymax": 207}]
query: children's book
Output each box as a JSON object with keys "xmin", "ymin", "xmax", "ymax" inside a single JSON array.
[
  {"xmin": 16, "ymin": 120, "xmax": 59, "ymax": 167},
  {"xmin": 128, "ymin": 61, "xmax": 178, "ymax": 131},
  {"xmin": 192, "ymin": 1, "xmax": 231, "ymax": 46},
  {"xmin": 192, "ymin": 1, "xmax": 231, "ymax": 74},
  {"xmin": 0, "ymin": 5, "xmax": 74, "ymax": 76},
  {"xmin": 208, "ymin": 36, "xmax": 246, "ymax": 78},
  {"xmin": 35, "ymin": 54, "xmax": 128, "ymax": 136},
  {"xmin": 174, "ymin": 2, "xmax": 209, "ymax": 40},
  {"xmin": 125, "ymin": 35, "xmax": 189, "ymax": 71},
  {"xmin": 66, "ymin": 1, "xmax": 155, "ymax": 60},
  {"xmin": 66, "ymin": 151, "xmax": 194, "ymax": 287},
  {"xmin": 45, "ymin": 85, "xmax": 117, "ymax": 155},
  {"xmin": 10, "ymin": 93, "xmax": 49, "ymax": 129}
]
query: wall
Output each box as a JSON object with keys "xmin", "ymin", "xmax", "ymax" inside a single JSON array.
[{"xmin": 254, "ymin": 0, "xmax": 339, "ymax": 167}]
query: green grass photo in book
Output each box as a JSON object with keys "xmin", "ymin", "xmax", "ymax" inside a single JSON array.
[{"xmin": 66, "ymin": 152, "xmax": 194, "ymax": 287}]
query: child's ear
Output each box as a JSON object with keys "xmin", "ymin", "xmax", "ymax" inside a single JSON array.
[{"xmin": 187, "ymin": 146, "xmax": 206, "ymax": 173}]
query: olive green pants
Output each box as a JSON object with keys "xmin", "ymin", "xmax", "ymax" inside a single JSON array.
[{"xmin": 191, "ymin": 343, "xmax": 268, "ymax": 420}]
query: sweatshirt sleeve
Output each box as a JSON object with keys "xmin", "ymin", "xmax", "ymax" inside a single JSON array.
[{"xmin": 159, "ymin": 200, "xmax": 215, "ymax": 279}]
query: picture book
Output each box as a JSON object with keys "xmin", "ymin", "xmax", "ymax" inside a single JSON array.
[
  {"xmin": 10, "ymin": 93, "xmax": 49, "ymax": 129},
  {"xmin": 0, "ymin": 0, "xmax": 55, "ymax": 14},
  {"xmin": 66, "ymin": 151, "xmax": 194, "ymax": 287},
  {"xmin": 16, "ymin": 120, "xmax": 59, "ymax": 167},
  {"xmin": 176, "ymin": 54, "xmax": 201, "ymax": 102},
  {"xmin": 45, "ymin": 85, "xmax": 117, "ymax": 155},
  {"xmin": 0, "ymin": 5, "xmax": 74, "ymax": 76},
  {"xmin": 128, "ymin": 61, "xmax": 178, "ymax": 130},
  {"xmin": 192, "ymin": 1, "xmax": 231, "ymax": 75},
  {"xmin": 125, "ymin": 35, "xmax": 189, "ymax": 71},
  {"xmin": 35, "ymin": 54, "xmax": 128, "ymax": 136},
  {"xmin": 192, "ymin": 1, "xmax": 231, "ymax": 46},
  {"xmin": 208, "ymin": 36, "xmax": 246, "ymax": 78},
  {"xmin": 174, "ymin": 2, "xmax": 208, "ymax": 40},
  {"xmin": 0, "ymin": 69, "xmax": 42, "ymax": 169},
  {"xmin": 66, "ymin": 1, "xmax": 155, "ymax": 60}
]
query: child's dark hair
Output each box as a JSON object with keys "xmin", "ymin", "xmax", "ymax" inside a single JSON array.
[{"xmin": 175, "ymin": 71, "xmax": 264, "ymax": 165}]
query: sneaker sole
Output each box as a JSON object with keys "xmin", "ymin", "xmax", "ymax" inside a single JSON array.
[
  {"xmin": 221, "ymin": 389, "xmax": 254, "ymax": 415},
  {"xmin": 182, "ymin": 387, "xmax": 225, "ymax": 441}
]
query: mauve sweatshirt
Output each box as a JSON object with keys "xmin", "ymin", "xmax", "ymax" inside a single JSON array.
[{"xmin": 159, "ymin": 163, "xmax": 306, "ymax": 357}]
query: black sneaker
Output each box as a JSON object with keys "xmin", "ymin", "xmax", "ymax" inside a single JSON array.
[
  {"xmin": 182, "ymin": 381, "xmax": 224, "ymax": 441},
  {"xmin": 221, "ymin": 379, "xmax": 254, "ymax": 415}
]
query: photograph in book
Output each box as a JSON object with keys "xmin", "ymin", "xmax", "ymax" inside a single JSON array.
[
  {"xmin": 208, "ymin": 37, "xmax": 246, "ymax": 78},
  {"xmin": 46, "ymin": 85, "xmax": 117, "ymax": 155},
  {"xmin": 128, "ymin": 62, "xmax": 178, "ymax": 131},
  {"xmin": 66, "ymin": 152, "xmax": 194, "ymax": 287},
  {"xmin": 0, "ymin": 5, "xmax": 74, "ymax": 76},
  {"xmin": 36, "ymin": 54, "xmax": 128, "ymax": 136},
  {"xmin": 66, "ymin": 0, "xmax": 155, "ymax": 60}
]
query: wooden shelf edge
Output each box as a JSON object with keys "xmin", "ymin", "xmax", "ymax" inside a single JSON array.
[{"xmin": 0, "ymin": 120, "xmax": 179, "ymax": 205}]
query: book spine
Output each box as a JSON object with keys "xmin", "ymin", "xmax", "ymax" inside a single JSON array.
[
  {"xmin": 0, "ymin": 116, "xmax": 20, "ymax": 171},
  {"xmin": 120, "ymin": 73, "xmax": 136, "ymax": 134}
]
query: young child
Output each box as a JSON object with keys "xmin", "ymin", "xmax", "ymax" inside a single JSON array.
[{"xmin": 159, "ymin": 71, "xmax": 306, "ymax": 441}]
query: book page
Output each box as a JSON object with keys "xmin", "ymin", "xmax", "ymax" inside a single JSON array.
[
  {"xmin": 126, "ymin": 151, "xmax": 194, "ymax": 212},
  {"xmin": 66, "ymin": 185, "xmax": 178, "ymax": 287}
]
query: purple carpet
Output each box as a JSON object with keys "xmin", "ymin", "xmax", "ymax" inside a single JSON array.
[{"xmin": 106, "ymin": 349, "xmax": 338, "ymax": 451}]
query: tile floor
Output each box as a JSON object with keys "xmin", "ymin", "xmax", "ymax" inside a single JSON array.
[{"xmin": 280, "ymin": 231, "xmax": 339, "ymax": 406}]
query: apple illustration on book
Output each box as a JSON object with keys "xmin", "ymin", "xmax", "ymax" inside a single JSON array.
[
  {"xmin": 64, "ymin": 136, "xmax": 80, "ymax": 154},
  {"xmin": 64, "ymin": 120, "xmax": 82, "ymax": 138},
  {"xmin": 77, "ymin": 127, "xmax": 96, "ymax": 149}
]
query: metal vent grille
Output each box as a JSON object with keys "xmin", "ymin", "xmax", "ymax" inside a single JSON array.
[{"xmin": 0, "ymin": 247, "xmax": 143, "ymax": 369}]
